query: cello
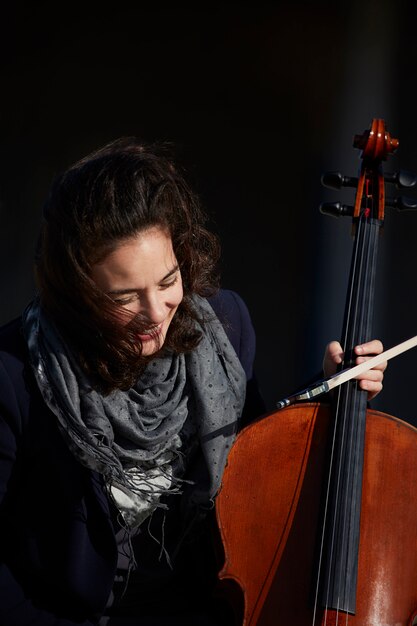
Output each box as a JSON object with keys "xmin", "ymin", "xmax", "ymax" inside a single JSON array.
[{"xmin": 215, "ymin": 119, "xmax": 417, "ymax": 625}]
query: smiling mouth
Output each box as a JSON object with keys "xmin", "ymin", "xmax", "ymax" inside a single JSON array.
[{"xmin": 136, "ymin": 324, "xmax": 163, "ymax": 341}]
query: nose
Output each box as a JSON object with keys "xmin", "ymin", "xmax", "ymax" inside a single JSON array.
[{"xmin": 136, "ymin": 292, "xmax": 166, "ymax": 325}]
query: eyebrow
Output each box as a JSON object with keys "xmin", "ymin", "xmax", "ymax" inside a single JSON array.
[{"xmin": 107, "ymin": 265, "xmax": 180, "ymax": 296}]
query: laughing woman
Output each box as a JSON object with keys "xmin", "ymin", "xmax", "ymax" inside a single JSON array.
[{"xmin": 0, "ymin": 138, "xmax": 385, "ymax": 626}]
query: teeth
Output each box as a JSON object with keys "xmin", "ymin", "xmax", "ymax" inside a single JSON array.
[{"xmin": 142, "ymin": 325, "xmax": 161, "ymax": 334}]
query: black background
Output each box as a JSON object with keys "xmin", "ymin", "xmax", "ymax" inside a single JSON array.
[{"xmin": 1, "ymin": 1, "xmax": 417, "ymax": 423}]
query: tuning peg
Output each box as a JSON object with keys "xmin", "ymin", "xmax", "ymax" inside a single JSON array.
[
  {"xmin": 384, "ymin": 170, "xmax": 417, "ymax": 189},
  {"xmin": 321, "ymin": 172, "xmax": 358, "ymax": 190},
  {"xmin": 385, "ymin": 196, "xmax": 417, "ymax": 211},
  {"xmin": 319, "ymin": 202, "xmax": 354, "ymax": 218}
]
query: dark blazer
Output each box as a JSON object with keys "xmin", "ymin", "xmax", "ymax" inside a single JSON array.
[{"xmin": 0, "ymin": 289, "xmax": 264, "ymax": 626}]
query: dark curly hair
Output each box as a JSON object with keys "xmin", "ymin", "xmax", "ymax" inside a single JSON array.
[{"xmin": 35, "ymin": 137, "xmax": 221, "ymax": 393}]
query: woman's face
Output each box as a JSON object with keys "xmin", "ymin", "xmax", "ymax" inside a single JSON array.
[{"xmin": 91, "ymin": 226, "xmax": 183, "ymax": 356}]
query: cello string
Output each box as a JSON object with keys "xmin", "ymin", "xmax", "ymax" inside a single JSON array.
[
  {"xmin": 341, "ymin": 210, "xmax": 378, "ymax": 621},
  {"xmin": 313, "ymin": 212, "xmax": 370, "ymax": 625},
  {"xmin": 311, "ymin": 214, "xmax": 364, "ymax": 624},
  {"xmin": 329, "ymin": 215, "xmax": 366, "ymax": 614},
  {"xmin": 341, "ymin": 214, "xmax": 370, "ymax": 618},
  {"xmin": 340, "ymin": 217, "xmax": 367, "ymax": 613},
  {"xmin": 338, "ymin": 217, "xmax": 366, "ymax": 624},
  {"xmin": 336, "ymin": 236, "xmax": 365, "ymax": 623},
  {"xmin": 334, "ymin": 217, "xmax": 367, "ymax": 614},
  {"xmin": 313, "ymin": 217, "xmax": 356, "ymax": 626},
  {"xmin": 311, "ymin": 380, "xmax": 344, "ymax": 625},
  {"xmin": 340, "ymin": 210, "xmax": 380, "ymax": 622}
]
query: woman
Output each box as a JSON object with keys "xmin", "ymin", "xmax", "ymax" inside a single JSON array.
[{"xmin": 0, "ymin": 138, "xmax": 385, "ymax": 626}]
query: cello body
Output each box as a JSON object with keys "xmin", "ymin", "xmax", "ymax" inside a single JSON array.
[{"xmin": 216, "ymin": 403, "xmax": 417, "ymax": 625}]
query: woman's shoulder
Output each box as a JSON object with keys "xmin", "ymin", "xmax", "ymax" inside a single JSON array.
[
  {"xmin": 0, "ymin": 316, "xmax": 31, "ymax": 404},
  {"xmin": 207, "ymin": 288, "xmax": 252, "ymax": 326},
  {"xmin": 207, "ymin": 288, "xmax": 256, "ymax": 380},
  {"xmin": 0, "ymin": 316, "xmax": 27, "ymax": 367}
]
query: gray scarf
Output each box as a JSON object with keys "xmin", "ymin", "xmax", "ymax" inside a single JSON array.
[{"xmin": 22, "ymin": 295, "xmax": 246, "ymax": 528}]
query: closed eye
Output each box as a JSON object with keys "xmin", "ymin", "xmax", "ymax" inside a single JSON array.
[
  {"xmin": 159, "ymin": 274, "xmax": 179, "ymax": 290},
  {"xmin": 110, "ymin": 269, "xmax": 180, "ymax": 304},
  {"xmin": 113, "ymin": 294, "xmax": 140, "ymax": 305}
]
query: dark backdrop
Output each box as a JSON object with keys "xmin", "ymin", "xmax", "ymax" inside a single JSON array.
[{"xmin": 1, "ymin": 0, "xmax": 417, "ymax": 423}]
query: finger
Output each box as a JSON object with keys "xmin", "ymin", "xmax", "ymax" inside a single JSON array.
[
  {"xmin": 354, "ymin": 339, "xmax": 383, "ymax": 357},
  {"xmin": 355, "ymin": 355, "xmax": 387, "ymax": 372},
  {"xmin": 358, "ymin": 378, "xmax": 383, "ymax": 400},
  {"xmin": 325, "ymin": 341, "xmax": 344, "ymax": 364},
  {"xmin": 354, "ymin": 368, "xmax": 385, "ymax": 382},
  {"xmin": 323, "ymin": 341, "xmax": 344, "ymax": 377}
]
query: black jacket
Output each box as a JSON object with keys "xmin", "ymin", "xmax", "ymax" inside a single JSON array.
[{"xmin": 0, "ymin": 290, "xmax": 264, "ymax": 626}]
